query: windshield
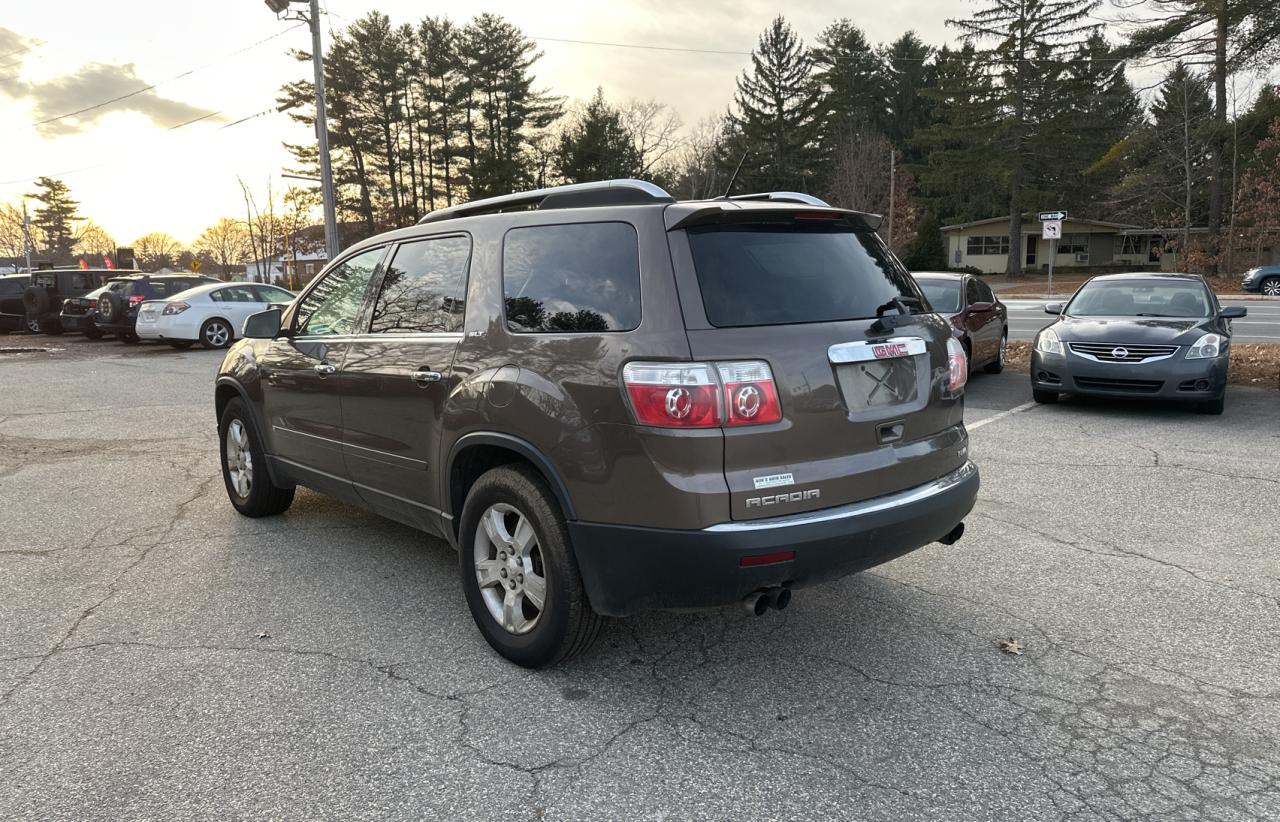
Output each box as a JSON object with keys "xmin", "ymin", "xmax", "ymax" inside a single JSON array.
[
  {"xmin": 1067, "ymin": 279, "xmax": 1211, "ymax": 318},
  {"xmin": 685, "ymin": 224, "xmax": 922, "ymax": 328},
  {"xmin": 918, "ymin": 280, "xmax": 962, "ymax": 314}
]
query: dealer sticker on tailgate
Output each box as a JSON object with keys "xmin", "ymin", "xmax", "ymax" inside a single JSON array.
[{"xmin": 753, "ymin": 473, "xmax": 795, "ymax": 490}]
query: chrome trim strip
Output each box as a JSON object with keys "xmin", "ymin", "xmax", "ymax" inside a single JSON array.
[
  {"xmin": 828, "ymin": 336, "xmax": 928, "ymax": 364},
  {"xmin": 704, "ymin": 461, "xmax": 977, "ymax": 533}
]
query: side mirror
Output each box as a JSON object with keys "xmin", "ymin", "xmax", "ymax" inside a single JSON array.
[
  {"xmin": 1044, "ymin": 303, "xmax": 1064, "ymax": 315},
  {"xmin": 968, "ymin": 301, "xmax": 994, "ymax": 312},
  {"xmin": 1219, "ymin": 306, "xmax": 1246, "ymax": 319},
  {"xmin": 243, "ymin": 307, "xmax": 283, "ymax": 339}
]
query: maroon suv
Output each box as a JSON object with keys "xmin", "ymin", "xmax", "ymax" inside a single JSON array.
[{"xmin": 213, "ymin": 180, "xmax": 980, "ymax": 667}]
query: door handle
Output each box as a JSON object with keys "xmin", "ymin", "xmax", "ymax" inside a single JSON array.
[
  {"xmin": 411, "ymin": 368, "xmax": 442, "ymax": 385},
  {"xmin": 313, "ymin": 362, "xmax": 337, "ymax": 376}
]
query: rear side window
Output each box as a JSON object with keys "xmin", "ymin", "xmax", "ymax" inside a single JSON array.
[
  {"xmin": 686, "ymin": 225, "xmax": 921, "ymax": 327},
  {"xmin": 369, "ymin": 235, "xmax": 470, "ymax": 334},
  {"xmin": 918, "ymin": 280, "xmax": 961, "ymax": 313},
  {"xmin": 503, "ymin": 222, "xmax": 640, "ymax": 333},
  {"xmin": 210, "ymin": 286, "xmax": 258, "ymax": 303}
]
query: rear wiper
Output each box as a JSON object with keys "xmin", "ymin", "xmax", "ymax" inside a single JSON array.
[{"xmin": 875, "ymin": 296, "xmax": 923, "ymax": 317}]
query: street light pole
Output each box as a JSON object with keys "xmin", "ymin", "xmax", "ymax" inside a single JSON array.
[{"xmin": 307, "ymin": 0, "xmax": 339, "ymax": 261}]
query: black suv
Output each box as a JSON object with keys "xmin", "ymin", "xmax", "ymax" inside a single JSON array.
[
  {"xmin": 21, "ymin": 268, "xmax": 121, "ymax": 334},
  {"xmin": 97, "ymin": 273, "xmax": 219, "ymax": 343},
  {"xmin": 214, "ymin": 180, "xmax": 979, "ymax": 667},
  {"xmin": 0, "ymin": 273, "xmax": 29, "ymax": 333}
]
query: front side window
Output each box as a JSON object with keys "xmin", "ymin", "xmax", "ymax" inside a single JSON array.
[
  {"xmin": 975, "ymin": 278, "xmax": 995, "ymax": 302},
  {"xmin": 369, "ymin": 236, "xmax": 470, "ymax": 334},
  {"xmin": 211, "ymin": 286, "xmax": 258, "ymax": 303},
  {"xmin": 965, "ymin": 277, "xmax": 982, "ymax": 306},
  {"xmin": 254, "ymin": 286, "xmax": 295, "ymax": 303},
  {"xmin": 503, "ymin": 223, "xmax": 640, "ymax": 333},
  {"xmin": 687, "ymin": 224, "xmax": 922, "ymax": 328},
  {"xmin": 295, "ymin": 247, "xmax": 385, "ymax": 336}
]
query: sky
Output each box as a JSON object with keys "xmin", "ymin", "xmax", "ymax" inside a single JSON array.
[{"xmin": 0, "ymin": 1, "xmax": 1273, "ymax": 248}]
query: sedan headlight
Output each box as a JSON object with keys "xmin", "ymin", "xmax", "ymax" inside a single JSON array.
[
  {"xmin": 1185, "ymin": 333, "xmax": 1222, "ymax": 359},
  {"xmin": 162, "ymin": 302, "xmax": 190, "ymax": 316},
  {"xmin": 1035, "ymin": 327, "xmax": 1063, "ymax": 355}
]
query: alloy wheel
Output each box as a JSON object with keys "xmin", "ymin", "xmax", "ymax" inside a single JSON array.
[
  {"xmin": 224, "ymin": 419, "xmax": 253, "ymax": 498},
  {"xmin": 24, "ymin": 316, "xmax": 40, "ymax": 334},
  {"xmin": 998, "ymin": 335, "xmax": 1007, "ymax": 366},
  {"xmin": 1263, "ymin": 278, "xmax": 1280, "ymax": 297},
  {"xmin": 473, "ymin": 503, "xmax": 547, "ymax": 635},
  {"xmin": 205, "ymin": 321, "xmax": 231, "ymax": 347}
]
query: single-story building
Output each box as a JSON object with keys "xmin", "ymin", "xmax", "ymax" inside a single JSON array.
[
  {"xmin": 244, "ymin": 249, "xmax": 329, "ymax": 286},
  {"xmin": 940, "ymin": 215, "xmax": 1210, "ymax": 274}
]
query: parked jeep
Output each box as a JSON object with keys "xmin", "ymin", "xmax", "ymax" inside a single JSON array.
[
  {"xmin": 96, "ymin": 273, "xmax": 219, "ymax": 343},
  {"xmin": 0, "ymin": 273, "xmax": 29, "ymax": 333},
  {"xmin": 214, "ymin": 180, "xmax": 979, "ymax": 667},
  {"xmin": 23, "ymin": 268, "xmax": 125, "ymax": 334},
  {"xmin": 61, "ymin": 281, "xmax": 128, "ymax": 339}
]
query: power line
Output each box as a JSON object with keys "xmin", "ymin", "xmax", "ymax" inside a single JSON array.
[{"xmin": 20, "ymin": 25, "xmax": 304, "ymax": 131}]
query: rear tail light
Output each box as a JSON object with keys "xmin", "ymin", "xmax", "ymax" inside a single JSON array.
[
  {"xmin": 622, "ymin": 360, "xmax": 781, "ymax": 428},
  {"xmin": 162, "ymin": 302, "xmax": 190, "ymax": 315},
  {"xmin": 128, "ymin": 295, "xmax": 147, "ymax": 307},
  {"xmin": 946, "ymin": 337, "xmax": 968, "ymax": 393},
  {"xmin": 716, "ymin": 361, "xmax": 782, "ymax": 425}
]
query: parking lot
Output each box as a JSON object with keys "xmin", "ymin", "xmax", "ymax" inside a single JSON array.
[{"xmin": 1, "ymin": 338, "xmax": 1277, "ymax": 821}]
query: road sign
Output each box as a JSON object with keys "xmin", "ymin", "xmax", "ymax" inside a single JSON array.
[
  {"xmin": 1042, "ymin": 220, "xmax": 1063, "ymax": 240},
  {"xmin": 1038, "ymin": 210, "xmax": 1067, "ymax": 221},
  {"xmin": 189, "ymin": 259, "xmax": 202, "ymax": 273}
]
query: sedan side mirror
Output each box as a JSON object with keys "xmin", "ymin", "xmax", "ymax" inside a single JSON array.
[
  {"xmin": 1044, "ymin": 302, "xmax": 1064, "ymax": 315},
  {"xmin": 243, "ymin": 307, "xmax": 283, "ymax": 339},
  {"xmin": 1219, "ymin": 306, "xmax": 1247, "ymax": 319},
  {"xmin": 968, "ymin": 301, "xmax": 994, "ymax": 312}
]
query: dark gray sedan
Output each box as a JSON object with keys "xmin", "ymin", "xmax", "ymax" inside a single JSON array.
[{"xmin": 1030, "ymin": 273, "xmax": 1246, "ymax": 414}]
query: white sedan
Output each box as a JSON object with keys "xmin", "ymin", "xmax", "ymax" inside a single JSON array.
[{"xmin": 136, "ymin": 282, "xmax": 296, "ymax": 349}]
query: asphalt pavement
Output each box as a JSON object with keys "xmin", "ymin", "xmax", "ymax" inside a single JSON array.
[
  {"xmin": 1005, "ymin": 297, "xmax": 1280, "ymax": 343},
  {"xmin": 1, "ymin": 340, "xmax": 1278, "ymax": 820}
]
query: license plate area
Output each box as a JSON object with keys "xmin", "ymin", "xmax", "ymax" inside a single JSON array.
[{"xmin": 829, "ymin": 337, "xmax": 928, "ymax": 415}]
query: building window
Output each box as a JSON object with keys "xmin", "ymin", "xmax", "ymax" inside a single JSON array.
[
  {"xmin": 1057, "ymin": 234, "xmax": 1089, "ymax": 255},
  {"xmin": 1120, "ymin": 235, "xmax": 1143, "ymax": 255},
  {"xmin": 966, "ymin": 235, "xmax": 1010, "ymax": 256},
  {"xmin": 305, "ymin": 263, "xmax": 315, "ymax": 275}
]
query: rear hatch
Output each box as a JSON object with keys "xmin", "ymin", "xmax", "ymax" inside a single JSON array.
[{"xmin": 668, "ymin": 210, "xmax": 967, "ymax": 521}]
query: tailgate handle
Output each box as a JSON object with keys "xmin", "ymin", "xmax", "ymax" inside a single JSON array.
[{"xmin": 877, "ymin": 421, "xmax": 905, "ymax": 444}]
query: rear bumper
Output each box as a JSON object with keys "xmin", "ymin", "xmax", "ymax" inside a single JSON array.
[
  {"xmin": 58, "ymin": 313, "xmax": 93, "ymax": 331},
  {"xmin": 1031, "ymin": 349, "xmax": 1227, "ymax": 399},
  {"xmin": 569, "ymin": 461, "xmax": 979, "ymax": 617}
]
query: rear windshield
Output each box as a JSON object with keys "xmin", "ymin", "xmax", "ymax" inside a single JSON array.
[
  {"xmin": 918, "ymin": 280, "xmax": 961, "ymax": 313},
  {"xmin": 685, "ymin": 225, "xmax": 921, "ymax": 327},
  {"xmin": 1067, "ymin": 279, "xmax": 1211, "ymax": 318}
]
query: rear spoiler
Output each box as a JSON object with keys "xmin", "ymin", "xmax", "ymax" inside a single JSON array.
[{"xmin": 664, "ymin": 201, "xmax": 883, "ymax": 232}]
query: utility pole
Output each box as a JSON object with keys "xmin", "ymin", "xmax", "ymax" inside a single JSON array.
[
  {"xmin": 21, "ymin": 200, "xmax": 33, "ymax": 271},
  {"xmin": 266, "ymin": 0, "xmax": 339, "ymax": 260},
  {"xmin": 887, "ymin": 148, "xmax": 896, "ymax": 249}
]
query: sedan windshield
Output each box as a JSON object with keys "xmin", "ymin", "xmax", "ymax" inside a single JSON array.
[
  {"xmin": 918, "ymin": 280, "xmax": 961, "ymax": 313},
  {"xmin": 1067, "ymin": 280, "xmax": 1211, "ymax": 318}
]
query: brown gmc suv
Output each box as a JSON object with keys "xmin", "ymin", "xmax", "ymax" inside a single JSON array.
[{"xmin": 214, "ymin": 180, "xmax": 979, "ymax": 667}]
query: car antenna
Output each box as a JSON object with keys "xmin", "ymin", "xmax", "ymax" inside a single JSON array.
[{"xmin": 721, "ymin": 151, "xmax": 749, "ymax": 199}]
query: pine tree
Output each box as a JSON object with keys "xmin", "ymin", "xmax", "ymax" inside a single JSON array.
[
  {"xmin": 722, "ymin": 17, "xmax": 822, "ymax": 192},
  {"xmin": 882, "ymin": 32, "xmax": 936, "ymax": 160},
  {"xmin": 948, "ymin": 0, "xmax": 1102, "ymax": 275},
  {"xmin": 29, "ymin": 177, "xmax": 79, "ymax": 264},
  {"xmin": 416, "ymin": 17, "xmax": 466, "ymax": 211},
  {"xmin": 555, "ymin": 89, "xmax": 644, "ymax": 184},
  {"xmin": 811, "ymin": 20, "xmax": 887, "ymax": 136}
]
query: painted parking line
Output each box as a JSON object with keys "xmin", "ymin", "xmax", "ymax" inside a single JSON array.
[{"xmin": 967, "ymin": 401, "xmax": 1037, "ymax": 431}]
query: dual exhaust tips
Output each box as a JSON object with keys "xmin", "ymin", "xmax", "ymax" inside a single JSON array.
[{"xmin": 742, "ymin": 586, "xmax": 791, "ymax": 617}]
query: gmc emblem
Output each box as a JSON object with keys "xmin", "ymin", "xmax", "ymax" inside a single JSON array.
[
  {"xmin": 872, "ymin": 342, "xmax": 909, "ymax": 359},
  {"xmin": 745, "ymin": 489, "xmax": 821, "ymax": 508}
]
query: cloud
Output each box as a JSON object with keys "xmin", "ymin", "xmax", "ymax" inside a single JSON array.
[{"xmin": 0, "ymin": 30, "xmax": 224, "ymax": 136}]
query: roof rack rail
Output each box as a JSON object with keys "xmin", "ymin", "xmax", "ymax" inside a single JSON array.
[
  {"xmin": 418, "ymin": 179, "xmax": 673, "ymax": 224},
  {"xmin": 729, "ymin": 191, "xmax": 831, "ymax": 207}
]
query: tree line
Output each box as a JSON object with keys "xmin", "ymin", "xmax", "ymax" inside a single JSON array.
[{"xmin": 277, "ymin": 2, "xmax": 1280, "ymax": 276}]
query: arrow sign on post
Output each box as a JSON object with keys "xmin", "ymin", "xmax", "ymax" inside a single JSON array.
[
  {"xmin": 1038, "ymin": 210, "xmax": 1067, "ymax": 222},
  {"xmin": 1038, "ymin": 210, "xmax": 1066, "ymax": 297}
]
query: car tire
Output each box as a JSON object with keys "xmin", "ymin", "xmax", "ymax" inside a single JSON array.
[
  {"xmin": 200, "ymin": 318, "xmax": 233, "ymax": 349},
  {"xmin": 1261, "ymin": 277, "xmax": 1280, "ymax": 297},
  {"xmin": 38, "ymin": 318, "xmax": 63, "ymax": 335},
  {"xmin": 22, "ymin": 287, "xmax": 51, "ymax": 316},
  {"xmin": 985, "ymin": 331, "xmax": 1007, "ymax": 374},
  {"xmin": 83, "ymin": 322, "xmax": 104, "ymax": 340},
  {"xmin": 116, "ymin": 331, "xmax": 140, "ymax": 344},
  {"xmin": 219, "ymin": 398, "xmax": 295, "ymax": 517},
  {"xmin": 1195, "ymin": 393, "xmax": 1225, "ymax": 415},
  {"xmin": 1033, "ymin": 388, "xmax": 1060, "ymax": 404},
  {"xmin": 168, "ymin": 340, "xmax": 195, "ymax": 349},
  {"xmin": 24, "ymin": 314, "xmax": 41, "ymax": 334},
  {"xmin": 458, "ymin": 464, "xmax": 604, "ymax": 668}
]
